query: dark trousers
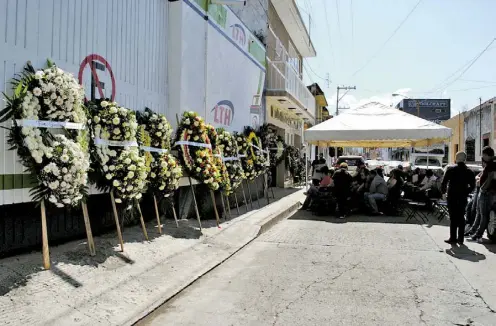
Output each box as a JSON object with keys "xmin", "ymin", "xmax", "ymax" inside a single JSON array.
[
  {"xmin": 336, "ymin": 193, "xmax": 349, "ymax": 216},
  {"xmin": 466, "ymin": 188, "xmax": 479, "ymax": 226},
  {"xmin": 448, "ymin": 198, "xmax": 467, "ymax": 241}
]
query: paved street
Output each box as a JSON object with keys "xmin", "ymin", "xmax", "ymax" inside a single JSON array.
[{"xmin": 138, "ymin": 211, "xmax": 496, "ymax": 326}]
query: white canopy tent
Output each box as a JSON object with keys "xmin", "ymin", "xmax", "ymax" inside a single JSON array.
[{"xmin": 304, "ymin": 102, "xmax": 452, "ymax": 148}]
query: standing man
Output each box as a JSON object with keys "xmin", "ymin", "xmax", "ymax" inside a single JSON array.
[
  {"xmin": 468, "ymin": 146, "xmax": 496, "ymax": 242},
  {"xmin": 311, "ymin": 153, "xmax": 327, "ymax": 184},
  {"xmin": 441, "ymin": 151, "xmax": 475, "ymax": 244},
  {"xmin": 333, "ymin": 162, "xmax": 353, "ymax": 219}
]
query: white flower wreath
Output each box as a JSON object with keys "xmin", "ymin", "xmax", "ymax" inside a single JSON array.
[
  {"xmin": 137, "ymin": 108, "xmax": 182, "ymax": 197},
  {"xmin": 1, "ymin": 60, "xmax": 90, "ymax": 206},
  {"xmin": 88, "ymin": 99, "xmax": 147, "ymax": 203}
]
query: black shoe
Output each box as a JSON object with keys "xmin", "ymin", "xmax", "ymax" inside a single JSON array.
[
  {"xmin": 457, "ymin": 239, "xmax": 464, "ymax": 245},
  {"xmin": 444, "ymin": 239, "xmax": 457, "ymax": 244}
]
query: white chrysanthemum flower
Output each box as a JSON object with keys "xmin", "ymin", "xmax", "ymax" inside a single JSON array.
[{"xmin": 32, "ymin": 87, "xmax": 42, "ymax": 96}]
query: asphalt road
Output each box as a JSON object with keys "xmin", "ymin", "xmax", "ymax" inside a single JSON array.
[{"xmin": 137, "ymin": 211, "xmax": 496, "ymax": 326}]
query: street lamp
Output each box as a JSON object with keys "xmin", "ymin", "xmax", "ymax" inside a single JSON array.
[{"xmin": 392, "ymin": 93, "xmax": 420, "ymax": 117}]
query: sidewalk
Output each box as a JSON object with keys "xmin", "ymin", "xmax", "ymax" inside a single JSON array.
[{"xmin": 0, "ymin": 188, "xmax": 304, "ymax": 326}]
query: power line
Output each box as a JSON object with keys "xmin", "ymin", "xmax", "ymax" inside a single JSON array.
[
  {"xmin": 460, "ymin": 78, "xmax": 496, "ymax": 84},
  {"xmin": 335, "ymin": 0, "xmax": 342, "ymax": 46},
  {"xmin": 352, "ymin": 0, "xmax": 424, "ymax": 77},
  {"xmin": 304, "ymin": 58, "xmax": 328, "ymax": 81},
  {"xmin": 350, "ymin": 0, "xmax": 354, "ymax": 72},
  {"xmin": 446, "ymin": 84, "xmax": 496, "ymax": 92},
  {"xmin": 430, "ymin": 38, "xmax": 496, "ymax": 94},
  {"xmin": 322, "ymin": 0, "xmax": 335, "ymax": 67}
]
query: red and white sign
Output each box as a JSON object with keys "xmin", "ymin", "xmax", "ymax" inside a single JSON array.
[{"xmin": 78, "ymin": 54, "xmax": 116, "ymax": 102}]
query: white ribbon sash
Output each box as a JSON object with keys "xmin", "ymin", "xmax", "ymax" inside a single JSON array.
[
  {"xmin": 174, "ymin": 140, "xmax": 212, "ymax": 149},
  {"xmin": 16, "ymin": 119, "xmax": 85, "ymax": 130},
  {"xmin": 94, "ymin": 138, "xmax": 139, "ymax": 147},
  {"xmin": 223, "ymin": 157, "xmax": 240, "ymax": 162},
  {"xmin": 140, "ymin": 146, "xmax": 169, "ymax": 154},
  {"xmin": 250, "ymin": 143, "xmax": 268, "ymax": 153}
]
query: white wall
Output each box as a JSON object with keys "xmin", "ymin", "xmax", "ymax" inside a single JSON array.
[
  {"xmin": 0, "ymin": 0, "xmax": 168, "ymax": 205},
  {"xmin": 169, "ymin": 0, "xmax": 267, "ymax": 133}
]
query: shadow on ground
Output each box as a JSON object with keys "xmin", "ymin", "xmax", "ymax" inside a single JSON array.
[
  {"xmin": 288, "ymin": 208, "xmax": 450, "ymax": 227},
  {"xmin": 446, "ymin": 244, "xmax": 487, "ymax": 262},
  {"xmin": 0, "ymin": 187, "xmax": 302, "ymax": 297}
]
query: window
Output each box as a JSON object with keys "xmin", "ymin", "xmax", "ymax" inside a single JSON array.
[
  {"xmin": 466, "ymin": 139, "xmax": 475, "ymax": 162},
  {"xmin": 287, "ymin": 43, "xmax": 301, "ymax": 75},
  {"xmin": 414, "ymin": 157, "xmax": 441, "ymax": 167}
]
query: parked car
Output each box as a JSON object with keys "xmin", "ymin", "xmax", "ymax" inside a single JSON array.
[
  {"xmin": 365, "ymin": 159, "xmax": 382, "ymax": 170},
  {"xmin": 335, "ymin": 156, "xmax": 365, "ymax": 172}
]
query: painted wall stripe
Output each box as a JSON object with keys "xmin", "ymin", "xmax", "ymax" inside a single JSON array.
[{"xmin": 183, "ymin": 0, "xmax": 266, "ymax": 72}]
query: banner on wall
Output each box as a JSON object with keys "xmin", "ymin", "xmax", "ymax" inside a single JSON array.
[{"xmin": 204, "ymin": 4, "xmax": 266, "ymax": 132}]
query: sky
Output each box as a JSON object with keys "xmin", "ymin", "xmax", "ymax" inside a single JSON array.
[{"xmin": 296, "ymin": 0, "xmax": 496, "ymax": 117}]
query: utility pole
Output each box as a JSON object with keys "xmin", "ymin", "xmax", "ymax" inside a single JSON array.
[
  {"xmin": 480, "ymin": 97, "xmax": 482, "ymax": 156},
  {"xmin": 336, "ymin": 85, "xmax": 356, "ymax": 116},
  {"xmin": 334, "ymin": 85, "xmax": 356, "ymax": 161}
]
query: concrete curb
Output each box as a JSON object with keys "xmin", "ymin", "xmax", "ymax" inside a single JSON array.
[{"xmin": 257, "ymin": 200, "xmax": 301, "ymax": 236}]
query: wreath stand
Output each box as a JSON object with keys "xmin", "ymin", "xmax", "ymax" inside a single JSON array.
[
  {"xmin": 225, "ymin": 194, "xmax": 232, "ymax": 217},
  {"xmin": 188, "ymin": 177, "xmax": 203, "ymax": 230},
  {"xmin": 253, "ymin": 179, "xmax": 261, "ymax": 208},
  {"xmin": 240, "ymin": 182, "xmax": 249, "ymax": 212},
  {"xmin": 81, "ymin": 200, "xmax": 96, "ymax": 256},
  {"xmin": 38, "ymin": 194, "xmax": 97, "ymax": 271},
  {"xmin": 110, "ymin": 190, "xmax": 125, "ymax": 252},
  {"xmin": 209, "ymin": 190, "xmax": 221, "ymax": 227},
  {"xmin": 168, "ymin": 194, "xmax": 180, "ymax": 228},
  {"xmin": 245, "ymin": 180, "xmax": 255, "ymax": 210},
  {"xmin": 153, "ymin": 195, "xmax": 163, "ymax": 234},
  {"xmin": 153, "ymin": 193, "xmax": 180, "ymax": 234},
  {"xmin": 263, "ymin": 173, "xmax": 270, "ymax": 205},
  {"xmin": 40, "ymin": 200, "xmax": 50, "ymax": 269},
  {"xmin": 233, "ymin": 192, "xmax": 241, "ymax": 215},
  {"xmin": 220, "ymin": 193, "xmax": 228, "ymax": 220},
  {"xmin": 135, "ymin": 199, "xmax": 149, "ymax": 241}
]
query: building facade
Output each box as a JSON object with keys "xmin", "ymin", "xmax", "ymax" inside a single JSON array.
[
  {"xmin": 463, "ymin": 98, "xmax": 496, "ymax": 163},
  {"xmin": 441, "ymin": 113, "xmax": 465, "ymax": 164},
  {"xmin": 396, "ymin": 99, "xmax": 451, "ymax": 123},
  {"xmin": 264, "ymin": 0, "xmax": 316, "ymax": 186}
]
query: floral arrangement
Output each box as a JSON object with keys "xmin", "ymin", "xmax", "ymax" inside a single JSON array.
[
  {"xmin": 87, "ymin": 99, "xmax": 147, "ymax": 203},
  {"xmin": 42, "ymin": 135, "xmax": 90, "ymax": 206},
  {"xmin": 206, "ymin": 125, "xmax": 231, "ymax": 194},
  {"xmin": 285, "ymin": 145, "xmax": 305, "ymax": 181},
  {"xmin": 175, "ymin": 111, "xmax": 221, "ymax": 191},
  {"xmin": 91, "ymin": 100, "xmax": 138, "ymax": 142},
  {"xmin": 234, "ymin": 131, "xmax": 255, "ymax": 180},
  {"xmin": 259, "ymin": 124, "xmax": 285, "ymax": 168},
  {"xmin": 244, "ymin": 127, "xmax": 268, "ymax": 177},
  {"xmin": 136, "ymin": 108, "xmax": 182, "ymax": 197},
  {"xmin": 150, "ymin": 153, "xmax": 183, "ymax": 194},
  {"xmin": 217, "ymin": 129, "xmax": 245, "ymax": 190},
  {"xmin": 0, "ymin": 60, "xmax": 90, "ymax": 206},
  {"xmin": 137, "ymin": 107, "xmax": 173, "ymax": 149}
]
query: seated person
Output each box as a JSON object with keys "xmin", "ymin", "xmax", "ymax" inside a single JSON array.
[
  {"xmin": 410, "ymin": 169, "xmax": 438, "ymax": 202},
  {"xmin": 365, "ymin": 168, "xmax": 388, "ymax": 215},
  {"xmin": 386, "ymin": 169, "xmax": 404, "ymax": 210},
  {"xmin": 301, "ymin": 166, "xmax": 332, "ymax": 209},
  {"xmin": 350, "ymin": 168, "xmax": 370, "ymax": 211}
]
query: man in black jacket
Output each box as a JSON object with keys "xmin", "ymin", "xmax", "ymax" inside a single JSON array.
[
  {"xmin": 441, "ymin": 151, "xmax": 476, "ymax": 244},
  {"xmin": 333, "ymin": 162, "xmax": 353, "ymax": 219}
]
